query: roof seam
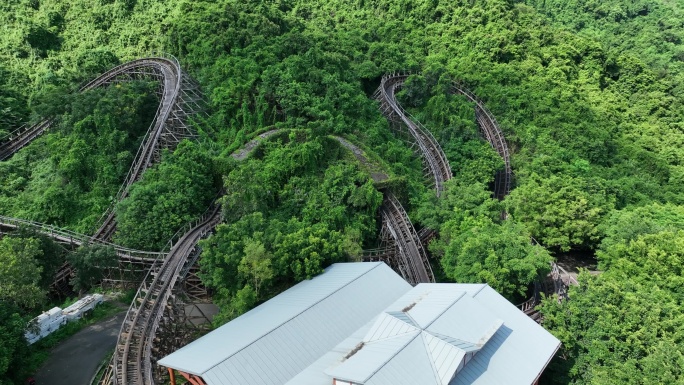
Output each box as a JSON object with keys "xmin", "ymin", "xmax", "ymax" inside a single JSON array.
[
  {"xmin": 200, "ymin": 263, "xmax": 385, "ymax": 375},
  {"xmin": 357, "ymin": 331, "xmax": 421, "ymax": 383},
  {"xmin": 420, "ymin": 332, "xmax": 444, "ymax": 385}
]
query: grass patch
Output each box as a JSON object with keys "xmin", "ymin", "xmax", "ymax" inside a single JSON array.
[
  {"xmin": 119, "ymin": 287, "xmax": 138, "ymax": 306},
  {"xmin": 90, "ymin": 350, "xmax": 113, "ymax": 385}
]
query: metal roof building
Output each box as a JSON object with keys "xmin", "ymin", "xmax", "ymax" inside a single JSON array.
[
  {"xmin": 288, "ymin": 283, "xmax": 560, "ymax": 385},
  {"xmin": 158, "ymin": 262, "xmax": 412, "ymax": 385},
  {"xmin": 159, "ymin": 264, "xmax": 560, "ymax": 385}
]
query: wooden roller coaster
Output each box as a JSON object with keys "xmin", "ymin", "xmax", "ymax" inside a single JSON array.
[{"xmin": 0, "ymin": 59, "xmax": 523, "ymax": 384}]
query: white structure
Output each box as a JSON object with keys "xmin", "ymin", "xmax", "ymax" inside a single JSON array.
[
  {"xmin": 159, "ymin": 263, "xmax": 411, "ymax": 385},
  {"xmin": 25, "ymin": 307, "xmax": 67, "ymax": 345},
  {"xmin": 62, "ymin": 293, "xmax": 104, "ymax": 320},
  {"xmin": 25, "ymin": 294, "xmax": 104, "ymax": 344},
  {"xmin": 159, "ymin": 263, "xmax": 560, "ymax": 385}
]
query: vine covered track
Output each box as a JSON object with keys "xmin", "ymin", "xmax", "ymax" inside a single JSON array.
[
  {"xmin": 0, "ymin": 215, "xmax": 162, "ymax": 291},
  {"xmin": 375, "ymin": 73, "xmax": 453, "ymax": 196},
  {"xmin": 451, "ymin": 82, "xmax": 512, "ymax": 199},
  {"xmin": 0, "ymin": 56, "xmax": 201, "ymax": 242}
]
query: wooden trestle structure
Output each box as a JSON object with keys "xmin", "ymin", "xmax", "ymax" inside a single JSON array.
[
  {"xmin": 367, "ymin": 72, "xmax": 516, "ymax": 287},
  {"xmin": 0, "ymin": 61, "xmax": 545, "ymax": 384}
]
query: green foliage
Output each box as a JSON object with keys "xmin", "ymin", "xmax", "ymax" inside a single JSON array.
[
  {"xmin": 507, "ymin": 174, "xmax": 615, "ymax": 251},
  {"xmin": 67, "ymin": 244, "xmax": 118, "ymax": 292},
  {"xmin": 419, "ymin": 181, "xmax": 552, "ymax": 300},
  {"xmin": 115, "ymin": 140, "xmax": 219, "ymax": 250},
  {"xmin": 598, "ymin": 203, "xmax": 684, "ymax": 256},
  {"xmin": 11, "ymin": 227, "xmax": 68, "ymax": 290},
  {"xmin": 0, "ymin": 237, "xmax": 44, "ymax": 309},
  {"xmin": 201, "ymin": 135, "xmax": 382, "ymax": 323},
  {"xmin": 0, "ymin": 302, "xmax": 29, "ymax": 385},
  {"xmin": 1, "ymin": 0, "xmax": 684, "ymax": 382},
  {"xmin": 541, "ymin": 231, "xmax": 684, "ymax": 384},
  {"xmin": 0, "ymin": 81, "xmax": 157, "ymax": 232}
]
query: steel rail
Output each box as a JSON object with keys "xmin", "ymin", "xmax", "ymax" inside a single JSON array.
[
  {"xmin": 451, "ymin": 82, "xmax": 512, "ymax": 198},
  {"xmin": 376, "ymin": 73, "xmax": 453, "ymax": 195},
  {"xmin": 380, "ymin": 194, "xmax": 434, "ymax": 285}
]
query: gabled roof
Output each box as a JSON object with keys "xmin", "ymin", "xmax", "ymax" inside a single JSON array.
[
  {"xmin": 158, "ymin": 262, "xmax": 411, "ymax": 385},
  {"xmin": 289, "ymin": 284, "xmax": 561, "ymax": 385},
  {"xmin": 324, "ymin": 285, "xmax": 503, "ymax": 385}
]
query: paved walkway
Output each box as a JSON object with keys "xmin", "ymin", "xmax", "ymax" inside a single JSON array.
[{"xmin": 34, "ymin": 310, "xmax": 126, "ymax": 385}]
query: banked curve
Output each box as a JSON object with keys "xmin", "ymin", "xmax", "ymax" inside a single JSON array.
[{"xmin": 0, "ymin": 56, "xmax": 196, "ymax": 242}]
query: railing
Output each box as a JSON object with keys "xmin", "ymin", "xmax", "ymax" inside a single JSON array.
[
  {"xmin": 452, "ymin": 81, "xmax": 512, "ymax": 198},
  {"xmin": 0, "ymin": 215, "xmax": 162, "ymax": 261}
]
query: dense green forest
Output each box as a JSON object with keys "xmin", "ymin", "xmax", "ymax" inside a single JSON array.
[{"xmin": 1, "ymin": 0, "xmax": 684, "ymax": 383}]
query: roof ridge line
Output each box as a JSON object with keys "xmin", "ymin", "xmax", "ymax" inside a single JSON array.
[
  {"xmin": 201, "ymin": 262, "xmax": 386, "ymax": 375},
  {"xmin": 423, "ymin": 291, "xmax": 466, "ymax": 329},
  {"xmin": 359, "ymin": 331, "xmax": 422, "ymax": 383}
]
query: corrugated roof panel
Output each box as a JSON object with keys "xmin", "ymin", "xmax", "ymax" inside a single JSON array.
[
  {"xmin": 430, "ymin": 334, "xmax": 480, "ymax": 352},
  {"xmin": 406, "ymin": 289, "xmax": 466, "ymax": 328},
  {"xmin": 285, "ymin": 317, "xmax": 380, "ymax": 385},
  {"xmin": 450, "ymin": 285, "xmax": 561, "ymax": 385},
  {"xmin": 326, "ymin": 331, "xmax": 420, "ymax": 383},
  {"xmin": 286, "ymin": 283, "xmax": 560, "ymax": 385},
  {"xmin": 159, "ymin": 262, "xmax": 411, "ymax": 384},
  {"xmin": 364, "ymin": 313, "xmax": 418, "ymax": 342},
  {"xmin": 422, "ymin": 333, "xmax": 466, "ymax": 385},
  {"xmin": 426, "ymin": 294, "xmax": 502, "ymax": 346},
  {"xmin": 365, "ymin": 336, "xmax": 439, "ymax": 385}
]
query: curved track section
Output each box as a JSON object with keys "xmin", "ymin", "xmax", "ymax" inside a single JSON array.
[
  {"xmin": 375, "ymin": 73, "xmax": 453, "ymax": 195},
  {"xmin": 451, "ymin": 82, "xmax": 512, "ymax": 198},
  {"xmin": 87, "ymin": 57, "xmax": 200, "ymax": 241},
  {"xmin": 372, "ymin": 74, "xmax": 513, "ymax": 286},
  {"xmin": 109, "ymin": 205, "xmax": 222, "ymax": 385},
  {"xmin": 0, "ymin": 56, "xmax": 202, "ymax": 241},
  {"xmin": 380, "ymin": 194, "xmax": 434, "ymax": 284}
]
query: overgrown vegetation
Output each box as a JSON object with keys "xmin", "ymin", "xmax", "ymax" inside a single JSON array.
[{"xmin": 1, "ymin": 0, "xmax": 683, "ymax": 383}]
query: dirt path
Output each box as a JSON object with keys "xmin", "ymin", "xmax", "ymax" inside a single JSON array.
[{"xmin": 33, "ymin": 310, "xmax": 127, "ymax": 385}]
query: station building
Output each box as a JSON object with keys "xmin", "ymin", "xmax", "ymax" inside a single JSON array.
[{"xmin": 158, "ymin": 262, "xmax": 560, "ymax": 385}]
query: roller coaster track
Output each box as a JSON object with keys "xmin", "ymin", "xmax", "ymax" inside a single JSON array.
[
  {"xmin": 0, "ymin": 56, "xmax": 202, "ymax": 242},
  {"xmin": 380, "ymin": 194, "xmax": 434, "ymax": 283},
  {"xmin": 0, "ymin": 59, "xmax": 514, "ymax": 383},
  {"xmin": 371, "ymin": 73, "xmax": 453, "ymax": 285},
  {"xmin": 110, "ymin": 205, "xmax": 222, "ymax": 385},
  {"xmin": 451, "ymin": 82, "xmax": 512, "ymax": 198},
  {"xmin": 370, "ymin": 73, "xmax": 515, "ymax": 286},
  {"xmin": 375, "ymin": 73, "xmax": 453, "ymax": 195}
]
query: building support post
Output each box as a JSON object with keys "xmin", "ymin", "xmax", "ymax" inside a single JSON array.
[{"xmin": 168, "ymin": 368, "xmax": 176, "ymax": 385}]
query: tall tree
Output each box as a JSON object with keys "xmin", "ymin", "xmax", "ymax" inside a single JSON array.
[{"xmin": 0, "ymin": 237, "xmax": 44, "ymax": 309}]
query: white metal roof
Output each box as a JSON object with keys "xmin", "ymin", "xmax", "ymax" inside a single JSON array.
[
  {"xmin": 158, "ymin": 262, "xmax": 411, "ymax": 385},
  {"xmin": 289, "ymin": 283, "xmax": 561, "ymax": 385}
]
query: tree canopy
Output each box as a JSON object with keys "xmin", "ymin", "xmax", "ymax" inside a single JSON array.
[{"xmin": 1, "ymin": 0, "xmax": 684, "ymax": 382}]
